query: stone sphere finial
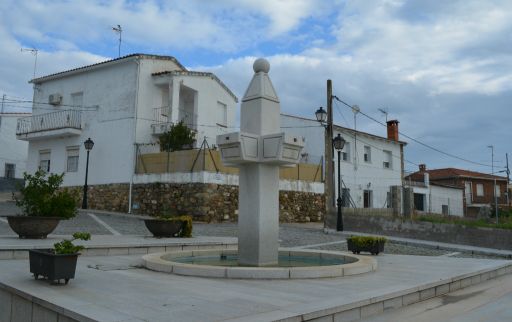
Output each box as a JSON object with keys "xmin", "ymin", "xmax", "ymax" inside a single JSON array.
[{"xmin": 253, "ymin": 58, "xmax": 270, "ymax": 73}]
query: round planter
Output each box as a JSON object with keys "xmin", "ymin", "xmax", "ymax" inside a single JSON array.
[
  {"xmin": 144, "ymin": 219, "xmax": 184, "ymax": 238},
  {"xmin": 7, "ymin": 216, "xmax": 61, "ymax": 239}
]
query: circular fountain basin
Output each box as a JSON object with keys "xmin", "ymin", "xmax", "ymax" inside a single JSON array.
[{"xmin": 143, "ymin": 248, "xmax": 377, "ymax": 279}]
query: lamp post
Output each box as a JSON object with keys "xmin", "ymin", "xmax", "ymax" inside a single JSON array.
[
  {"xmin": 82, "ymin": 138, "xmax": 94, "ymax": 209},
  {"xmin": 488, "ymin": 145, "xmax": 498, "ymax": 224},
  {"xmin": 333, "ymin": 133, "xmax": 346, "ymax": 231}
]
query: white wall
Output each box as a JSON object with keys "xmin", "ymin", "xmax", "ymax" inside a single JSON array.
[
  {"xmin": 0, "ymin": 114, "xmax": 29, "ymax": 179},
  {"xmin": 411, "ymin": 184, "xmax": 464, "ymax": 216},
  {"xmin": 281, "ymin": 114, "xmax": 403, "ymax": 208},
  {"xmin": 29, "ymin": 58, "xmax": 139, "ymax": 186}
]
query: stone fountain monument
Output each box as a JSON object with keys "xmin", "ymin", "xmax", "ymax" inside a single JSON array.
[{"xmin": 217, "ymin": 58, "xmax": 304, "ymax": 266}]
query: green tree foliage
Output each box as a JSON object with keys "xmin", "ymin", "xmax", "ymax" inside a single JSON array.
[
  {"xmin": 14, "ymin": 169, "xmax": 79, "ymax": 219},
  {"xmin": 158, "ymin": 121, "xmax": 196, "ymax": 152}
]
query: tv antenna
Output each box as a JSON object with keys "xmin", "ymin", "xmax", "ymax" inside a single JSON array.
[
  {"xmin": 21, "ymin": 47, "xmax": 38, "ymax": 79},
  {"xmin": 112, "ymin": 24, "xmax": 122, "ymax": 57},
  {"xmin": 378, "ymin": 108, "xmax": 388, "ymax": 122}
]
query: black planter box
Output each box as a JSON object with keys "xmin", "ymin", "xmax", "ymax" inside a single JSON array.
[
  {"xmin": 347, "ymin": 240, "xmax": 385, "ymax": 255},
  {"xmin": 29, "ymin": 249, "xmax": 79, "ymax": 284}
]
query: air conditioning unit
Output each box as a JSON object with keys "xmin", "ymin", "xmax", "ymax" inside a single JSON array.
[{"xmin": 48, "ymin": 93, "xmax": 62, "ymax": 106}]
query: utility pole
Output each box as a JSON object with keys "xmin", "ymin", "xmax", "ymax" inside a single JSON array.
[
  {"xmin": 0, "ymin": 94, "xmax": 5, "ymax": 128},
  {"xmin": 507, "ymin": 153, "xmax": 510, "ymax": 207},
  {"xmin": 489, "ymin": 145, "xmax": 498, "ymax": 223},
  {"xmin": 325, "ymin": 80, "xmax": 335, "ymax": 225}
]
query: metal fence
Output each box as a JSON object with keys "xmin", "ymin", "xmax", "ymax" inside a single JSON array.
[{"xmin": 16, "ymin": 110, "xmax": 81, "ymax": 135}]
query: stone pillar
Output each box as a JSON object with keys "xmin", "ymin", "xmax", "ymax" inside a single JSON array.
[{"xmin": 403, "ymin": 187, "xmax": 414, "ymax": 218}]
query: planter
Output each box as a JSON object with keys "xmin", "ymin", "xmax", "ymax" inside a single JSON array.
[
  {"xmin": 347, "ymin": 239, "xmax": 385, "ymax": 255},
  {"xmin": 29, "ymin": 249, "xmax": 79, "ymax": 284},
  {"xmin": 7, "ymin": 216, "xmax": 61, "ymax": 239},
  {"xmin": 144, "ymin": 219, "xmax": 184, "ymax": 238}
]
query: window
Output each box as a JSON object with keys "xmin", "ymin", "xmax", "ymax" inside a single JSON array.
[
  {"xmin": 71, "ymin": 92, "xmax": 83, "ymax": 108},
  {"xmin": 364, "ymin": 146, "xmax": 371, "ymax": 163},
  {"xmin": 383, "ymin": 150, "xmax": 392, "ymax": 169},
  {"xmin": 4, "ymin": 163, "xmax": 15, "ymax": 179},
  {"xmin": 476, "ymin": 184, "xmax": 484, "ymax": 197},
  {"xmin": 495, "ymin": 185, "xmax": 501, "ymax": 197},
  {"xmin": 363, "ymin": 190, "xmax": 372, "ymax": 208},
  {"xmin": 341, "ymin": 142, "xmax": 350, "ymax": 162},
  {"xmin": 217, "ymin": 101, "xmax": 227, "ymax": 127},
  {"xmin": 66, "ymin": 146, "xmax": 79, "ymax": 172},
  {"xmin": 39, "ymin": 150, "xmax": 51, "ymax": 172}
]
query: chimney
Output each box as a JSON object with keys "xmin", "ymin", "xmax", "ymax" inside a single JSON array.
[
  {"xmin": 419, "ymin": 164, "xmax": 426, "ymax": 172},
  {"xmin": 387, "ymin": 120, "xmax": 399, "ymax": 141}
]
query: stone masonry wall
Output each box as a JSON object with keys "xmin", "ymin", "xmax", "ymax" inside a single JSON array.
[{"xmin": 73, "ymin": 182, "xmax": 325, "ymax": 223}]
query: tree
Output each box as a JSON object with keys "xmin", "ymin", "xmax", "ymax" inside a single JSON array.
[{"xmin": 158, "ymin": 121, "xmax": 196, "ymax": 152}]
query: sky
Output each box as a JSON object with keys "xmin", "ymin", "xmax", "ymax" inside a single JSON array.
[{"xmin": 1, "ymin": 0, "xmax": 511, "ymax": 176}]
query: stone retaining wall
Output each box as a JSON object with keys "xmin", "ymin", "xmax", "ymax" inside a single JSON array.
[
  {"xmin": 72, "ymin": 182, "xmax": 325, "ymax": 223},
  {"xmin": 344, "ymin": 214, "xmax": 512, "ymax": 250}
]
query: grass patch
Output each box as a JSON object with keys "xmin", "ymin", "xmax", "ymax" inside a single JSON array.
[{"xmin": 417, "ymin": 214, "xmax": 512, "ymax": 230}]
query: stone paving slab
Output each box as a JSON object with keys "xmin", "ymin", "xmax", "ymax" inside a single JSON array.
[{"xmin": 0, "ymin": 251, "xmax": 510, "ymax": 322}]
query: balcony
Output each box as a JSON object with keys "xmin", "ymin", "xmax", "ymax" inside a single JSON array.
[
  {"xmin": 16, "ymin": 110, "xmax": 82, "ymax": 141},
  {"xmin": 151, "ymin": 106, "xmax": 173, "ymax": 136}
]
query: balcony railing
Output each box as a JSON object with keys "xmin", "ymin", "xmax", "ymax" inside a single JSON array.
[
  {"xmin": 153, "ymin": 106, "xmax": 170, "ymax": 124},
  {"xmin": 16, "ymin": 110, "xmax": 82, "ymax": 135}
]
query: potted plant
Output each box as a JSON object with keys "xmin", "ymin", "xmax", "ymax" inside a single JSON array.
[
  {"xmin": 144, "ymin": 212, "xmax": 193, "ymax": 238},
  {"xmin": 8, "ymin": 170, "xmax": 79, "ymax": 239},
  {"xmin": 29, "ymin": 232, "xmax": 91, "ymax": 284},
  {"xmin": 347, "ymin": 236, "xmax": 387, "ymax": 255}
]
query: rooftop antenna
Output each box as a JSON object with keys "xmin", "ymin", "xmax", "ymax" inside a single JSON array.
[
  {"xmin": 378, "ymin": 107, "xmax": 388, "ymax": 122},
  {"xmin": 112, "ymin": 24, "xmax": 122, "ymax": 57},
  {"xmin": 21, "ymin": 47, "xmax": 38, "ymax": 79}
]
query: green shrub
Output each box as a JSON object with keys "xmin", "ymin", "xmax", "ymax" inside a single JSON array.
[
  {"xmin": 347, "ymin": 236, "xmax": 387, "ymax": 248},
  {"xmin": 53, "ymin": 232, "xmax": 91, "ymax": 255},
  {"xmin": 157, "ymin": 213, "xmax": 193, "ymax": 238},
  {"xmin": 158, "ymin": 121, "xmax": 196, "ymax": 152},
  {"xmin": 14, "ymin": 170, "xmax": 79, "ymax": 219}
]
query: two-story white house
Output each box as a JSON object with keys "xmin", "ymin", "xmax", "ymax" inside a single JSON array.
[
  {"xmin": 281, "ymin": 114, "xmax": 406, "ymax": 210},
  {"xmin": 17, "ymin": 54, "xmax": 238, "ymax": 188},
  {"xmin": 0, "ymin": 112, "xmax": 30, "ymax": 185}
]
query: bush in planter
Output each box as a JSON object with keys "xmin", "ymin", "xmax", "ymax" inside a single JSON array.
[
  {"xmin": 347, "ymin": 236, "xmax": 387, "ymax": 255},
  {"xmin": 30, "ymin": 232, "xmax": 91, "ymax": 284},
  {"xmin": 14, "ymin": 169, "xmax": 79, "ymax": 219},
  {"xmin": 155, "ymin": 213, "xmax": 193, "ymax": 238},
  {"xmin": 8, "ymin": 170, "xmax": 79, "ymax": 238}
]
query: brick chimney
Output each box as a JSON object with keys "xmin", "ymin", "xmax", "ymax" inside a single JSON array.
[
  {"xmin": 419, "ymin": 164, "xmax": 426, "ymax": 172},
  {"xmin": 386, "ymin": 120, "xmax": 399, "ymax": 141}
]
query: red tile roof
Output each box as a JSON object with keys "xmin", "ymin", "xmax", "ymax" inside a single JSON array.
[{"xmin": 406, "ymin": 168, "xmax": 507, "ymax": 182}]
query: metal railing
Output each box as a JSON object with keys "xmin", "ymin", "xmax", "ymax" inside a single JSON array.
[
  {"xmin": 16, "ymin": 110, "xmax": 82, "ymax": 135},
  {"xmin": 153, "ymin": 106, "xmax": 170, "ymax": 124}
]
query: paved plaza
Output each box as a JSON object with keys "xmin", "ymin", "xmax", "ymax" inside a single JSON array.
[{"xmin": 1, "ymin": 198, "xmax": 512, "ymax": 321}]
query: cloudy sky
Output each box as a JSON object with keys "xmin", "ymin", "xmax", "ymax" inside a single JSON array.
[{"xmin": 1, "ymin": 0, "xmax": 511, "ymax": 175}]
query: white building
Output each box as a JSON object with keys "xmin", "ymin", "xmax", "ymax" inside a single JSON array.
[
  {"xmin": 281, "ymin": 114, "xmax": 405, "ymax": 209},
  {"xmin": 0, "ymin": 112, "xmax": 30, "ymax": 180},
  {"xmin": 17, "ymin": 54, "xmax": 238, "ymax": 187},
  {"xmin": 405, "ymin": 172, "xmax": 464, "ymax": 216}
]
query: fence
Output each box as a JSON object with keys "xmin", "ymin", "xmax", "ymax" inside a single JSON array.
[
  {"xmin": 135, "ymin": 143, "xmax": 323, "ymax": 182},
  {"xmin": 16, "ymin": 110, "xmax": 81, "ymax": 135}
]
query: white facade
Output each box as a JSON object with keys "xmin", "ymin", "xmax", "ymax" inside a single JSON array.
[
  {"xmin": 281, "ymin": 114, "xmax": 404, "ymax": 209},
  {"xmin": 0, "ymin": 113, "xmax": 30, "ymax": 179},
  {"xmin": 408, "ymin": 176, "xmax": 464, "ymax": 216},
  {"xmin": 19, "ymin": 54, "xmax": 238, "ymax": 187}
]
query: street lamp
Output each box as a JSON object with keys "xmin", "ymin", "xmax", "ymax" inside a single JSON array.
[
  {"xmin": 333, "ymin": 133, "xmax": 346, "ymax": 231},
  {"xmin": 488, "ymin": 145, "xmax": 498, "ymax": 223},
  {"xmin": 82, "ymin": 138, "xmax": 94, "ymax": 209},
  {"xmin": 315, "ymin": 106, "xmax": 327, "ymax": 124}
]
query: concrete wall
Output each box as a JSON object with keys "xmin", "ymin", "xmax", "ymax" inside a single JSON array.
[
  {"xmin": 281, "ymin": 115, "xmax": 403, "ymax": 209},
  {"xmin": 0, "ymin": 114, "xmax": 29, "ymax": 179},
  {"xmin": 411, "ymin": 184, "xmax": 464, "ymax": 216},
  {"xmin": 344, "ymin": 214, "xmax": 512, "ymax": 250}
]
